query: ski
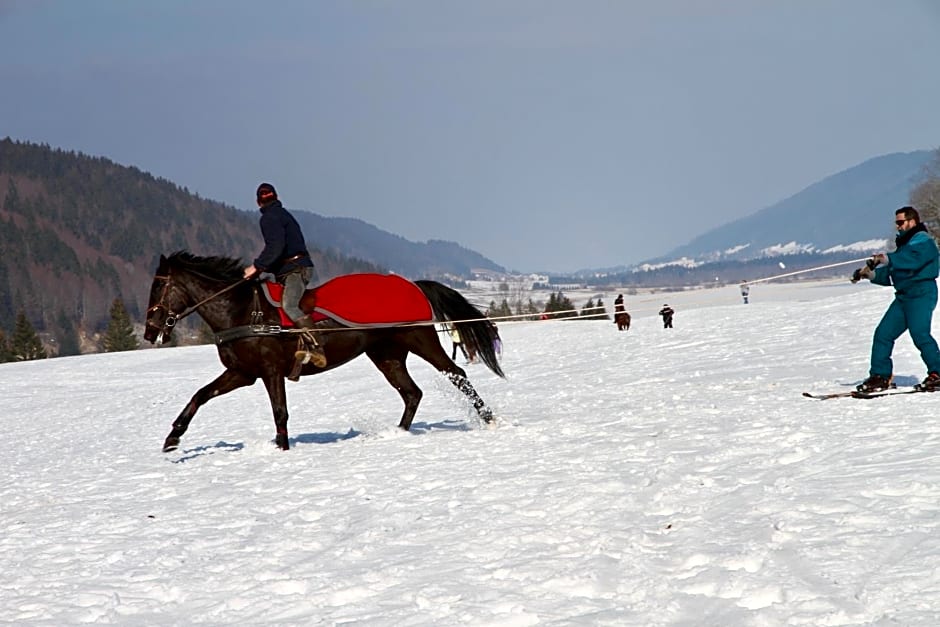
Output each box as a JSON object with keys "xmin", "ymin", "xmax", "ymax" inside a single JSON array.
[
  {"xmin": 852, "ymin": 387, "xmax": 933, "ymax": 399},
  {"xmin": 803, "ymin": 387, "xmax": 934, "ymax": 400},
  {"xmin": 802, "ymin": 390, "xmax": 857, "ymax": 400}
]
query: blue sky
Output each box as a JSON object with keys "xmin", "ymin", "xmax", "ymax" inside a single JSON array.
[{"xmin": 2, "ymin": 1, "xmax": 939, "ymax": 272}]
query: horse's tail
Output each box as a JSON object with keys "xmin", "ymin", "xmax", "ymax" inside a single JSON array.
[{"xmin": 416, "ymin": 280, "xmax": 505, "ymax": 378}]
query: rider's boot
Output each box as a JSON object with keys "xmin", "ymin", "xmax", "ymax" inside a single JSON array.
[{"xmin": 288, "ymin": 315, "xmax": 326, "ymax": 379}]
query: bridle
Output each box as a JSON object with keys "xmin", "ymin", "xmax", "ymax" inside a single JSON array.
[{"xmin": 146, "ymin": 272, "xmax": 248, "ymax": 342}]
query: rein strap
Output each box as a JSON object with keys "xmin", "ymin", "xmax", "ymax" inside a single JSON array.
[{"xmin": 174, "ymin": 277, "xmax": 249, "ymax": 322}]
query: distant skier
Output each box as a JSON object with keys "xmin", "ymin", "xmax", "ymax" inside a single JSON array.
[
  {"xmin": 448, "ymin": 325, "xmax": 469, "ymax": 362},
  {"xmin": 658, "ymin": 304, "xmax": 674, "ymax": 329},
  {"xmin": 851, "ymin": 206, "xmax": 940, "ymax": 393},
  {"xmin": 740, "ymin": 282, "xmax": 750, "ymax": 304}
]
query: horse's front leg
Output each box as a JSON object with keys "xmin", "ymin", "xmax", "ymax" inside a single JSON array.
[
  {"xmin": 261, "ymin": 374, "xmax": 291, "ymax": 450},
  {"xmin": 163, "ymin": 369, "xmax": 255, "ymax": 452}
]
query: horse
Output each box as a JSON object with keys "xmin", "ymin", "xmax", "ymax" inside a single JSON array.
[
  {"xmin": 615, "ymin": 312, "xmax": 631, "ymax": 331},
  {"xmin": 144, "ymin": 252, "xmax": 504, "ymax": 452}
]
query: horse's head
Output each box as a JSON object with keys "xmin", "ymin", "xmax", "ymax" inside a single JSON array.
[
  {"xmin": 144, "ymin": 252, "xmax": 247, "ymax": 344},
  {"xmin": 144, "ymin": 254, "xmax": 189, "ymax": 345}
]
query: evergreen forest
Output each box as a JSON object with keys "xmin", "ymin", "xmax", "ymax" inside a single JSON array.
[{"xmin": 0, "ymin": 138, "xmax": 383, "ymax": 355}]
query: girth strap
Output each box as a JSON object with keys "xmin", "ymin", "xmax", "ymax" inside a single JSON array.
[{"xmin": 213, "ymin": 286, "xmax": 284, "ymax": 345}]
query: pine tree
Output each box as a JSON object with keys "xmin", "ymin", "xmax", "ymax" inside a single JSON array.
[
  {"xmin": 103, "ymin": 298, "xmax": 139, "ymax": 352},
  {"xmin": 544, "ymin": 291, "xmax": 576, "ymax": 319},
  {"xmin": 11, "ymin": 311, "xmax": 47, "ymax": 360},
  {"xmin": 486, "ymin": 299, "xmax": 512, "ymax": 319},
  {"xmin": 579, "ymin": 298, "xmax": 609, "ymax": 320},
  {"xmin": 55, "ymin": 309, "xmax": 82, "ymax": 357},
  {"xmin": 559, "ymin": 294, "xmax": 576, "ymax": 319},
  {"xmin": 0, "ymin": 330, "xmax": 13, "ymax": 363},
  {"xmin": 580, "ymin": 298, "xmax": 597, "ymax": 319}
]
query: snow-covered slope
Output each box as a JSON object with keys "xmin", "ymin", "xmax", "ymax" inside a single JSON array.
[{"xmin": 2, "ymin": 280, "xmax": 939, "ymax": 625}]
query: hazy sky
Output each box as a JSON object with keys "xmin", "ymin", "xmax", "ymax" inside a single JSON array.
[{"xmin": 2, "ymin": 1, "xmax": 939, "ymax": 272}]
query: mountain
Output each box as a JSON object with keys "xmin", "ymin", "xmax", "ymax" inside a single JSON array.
[
  {"xmin": 0, "ymin": 138, "xmax": 507, "ymax": 347},
  {"xmin": 0, "ymin": 139, "xmax": 383, "ymax": 340},
  {"xmin": 564, "ymin": 149, "xmax": 937, "ymax": 288},
  {"xmin": 290, "ymin": 212, "xmax": 505, "ymax": 279},
  {"xmin": 661, "ymin": 150, "xmax": 933, "ymax": 262}
]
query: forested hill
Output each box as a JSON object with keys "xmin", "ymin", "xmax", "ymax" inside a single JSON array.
[
  {"xmin": 291, "ymin": 212, "xmax": 505, "ymax": 279},
  {"xmin": 0, "ymin": 138, "xmax": 383, "ymax": 340}
]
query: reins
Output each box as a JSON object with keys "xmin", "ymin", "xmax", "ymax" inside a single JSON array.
[
  {"xmin": 176, "ymin": 276, "xmax": 249, "ymax": 320},
  {"xmin": 149, "ymin": 273, "xmax": 249, "ymax": 333}
]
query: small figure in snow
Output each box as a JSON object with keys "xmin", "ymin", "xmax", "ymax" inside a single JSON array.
[{"xmin": 658, "ymin": 304, "xmax": 674, "ymax": 329}]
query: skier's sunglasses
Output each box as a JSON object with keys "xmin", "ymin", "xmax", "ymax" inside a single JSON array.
[{"xmin": 895, "ymin": 219, "xmax": 909, "ymax": 226}]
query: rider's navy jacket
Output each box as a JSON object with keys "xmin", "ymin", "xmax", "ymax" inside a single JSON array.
[{"xmin": 252, "ymin": 200, "xmax": 314, "ymax": 276}]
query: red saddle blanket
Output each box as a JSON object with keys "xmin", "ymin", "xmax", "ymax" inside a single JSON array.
[{"xmin": 262, "ymin": 273, "xmax": 433, "ymax": 327}]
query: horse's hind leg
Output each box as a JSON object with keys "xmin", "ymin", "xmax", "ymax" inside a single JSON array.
[
  {"xmin": 163, "ymin": 369, "xmax": 255, "ymax": 452},
  {"xmin": 410, "ymin": 331, "xmax": 495, "ymax": 425},
  {"xmin": 366, "ymin": 348, "xmax": 423, "ymax": 430},
  {"xmin": 445, "ymin": 371, "xmax": 494, "ymax": 424}
]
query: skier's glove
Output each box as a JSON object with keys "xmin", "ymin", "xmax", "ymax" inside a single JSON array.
[{"xmin": 851, "ymin": 265, "xmax": 874, "ymax": 283}]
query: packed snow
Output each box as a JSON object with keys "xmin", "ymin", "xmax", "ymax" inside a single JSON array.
[{"xmin": 2, "ymin": 279, "xmax": 940, "ymax": 625}]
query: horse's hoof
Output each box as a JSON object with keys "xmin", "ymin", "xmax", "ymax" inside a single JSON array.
[
  {"xmin": 163, "ymin": 437, "xmax": 180, "ymax": 452},
  {"xmin": 275, "ymin": 433, "xmax": 290, "ymax": 450}
]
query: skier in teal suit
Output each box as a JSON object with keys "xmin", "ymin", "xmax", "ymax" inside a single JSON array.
[{"xmin": 853, "ymin": 206, "xmax": 940, "ymax": 393}]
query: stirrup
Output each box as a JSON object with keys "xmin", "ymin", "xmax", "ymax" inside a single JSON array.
[
  {"xmin": 298, "ymin": 329, "xmax": 327, "ymax": 366},
  {"xmin": 294, "ymin": 347, "xmax": 327, "ymax": 369},
  {"xmin": 287, "ymin": 349, "xmax": 325, "ymax": 381}
]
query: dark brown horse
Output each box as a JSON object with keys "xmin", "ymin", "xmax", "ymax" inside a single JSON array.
[
  {"xmin": 615, "ymin": 312, "xmax": 631, "ymax": 331},
  {"xmin": 144, "ymin": 252, "xmax": 504, "ymax": 452}
]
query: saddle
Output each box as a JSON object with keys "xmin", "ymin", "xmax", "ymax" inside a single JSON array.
[{"xmin": 260, "ymin": 273, "xmax": 434, "ymax": 328}]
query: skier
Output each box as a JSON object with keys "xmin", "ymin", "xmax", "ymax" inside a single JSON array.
[
  {"xmin": 658, "ymin": 304, "xmax": 674, "ymax": 329},
  {"xmin": 852, "ymin": 206, "xmax": 940, "ymax": 393}
]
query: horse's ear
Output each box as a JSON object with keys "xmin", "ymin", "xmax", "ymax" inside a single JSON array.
[{"xmin": 159, "ymin": 254, "xmax": 167, "ymax": 264}]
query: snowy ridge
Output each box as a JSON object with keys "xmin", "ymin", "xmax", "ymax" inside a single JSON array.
[
  {"xmin": 1, "ymin": 281, "xmax": 939, "ymax": 624},
  {"xmin": 822, "ymin": 239, "xmax": 890, "ymax": 254},
  {"xmin": 758, "ymin": 241, "xmax": 816, "ymax": 256},
  {"xmin": 635, "ymin": 256, "xmax": 703, "ymax": 272},
  {"xmin": 723, "ymin": 243, "xmax": 751, "ymax": 255},
  {"xmin": 635, "ymin": 238, "xmax": 887, "ymax": 272}
]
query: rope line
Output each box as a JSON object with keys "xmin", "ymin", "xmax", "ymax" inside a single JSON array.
[{"xmin": 237, "ymin": 257, "xmax": 873, "ymax": 334}]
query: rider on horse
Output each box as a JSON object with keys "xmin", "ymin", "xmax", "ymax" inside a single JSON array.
[{"xmin": 242, "ymin": 182, "xmax": 327, "ymax": 369}]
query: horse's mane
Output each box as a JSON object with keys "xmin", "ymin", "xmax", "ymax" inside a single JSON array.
[{"xmin": 166, "ymin": 251, "xmax": 244, "ymax": 283}]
